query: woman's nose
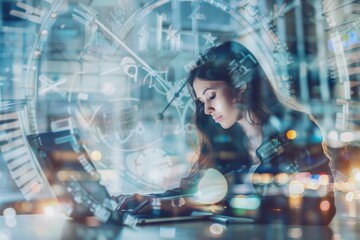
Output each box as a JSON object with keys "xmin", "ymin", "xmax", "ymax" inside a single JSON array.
[{"xmin": 204, "ymin": 102, "xmax": 213, "ymax": 115}]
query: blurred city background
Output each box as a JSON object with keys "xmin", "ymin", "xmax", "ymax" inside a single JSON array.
[{"xmin": 0, "ymin": 0, "xmax": 359, "ymax": 227}]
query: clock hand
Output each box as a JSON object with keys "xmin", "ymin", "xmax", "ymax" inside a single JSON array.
[
  {"xmin": 155, "ymin": 80, "xmax": 187, "ymax": 121},
  {"xmin": 152, "ymin": 161, "xmax": 171, "ymax": 167},
  {"xmin": 74, "ymin": 4, "xmax": 190, "ymax": 122}
]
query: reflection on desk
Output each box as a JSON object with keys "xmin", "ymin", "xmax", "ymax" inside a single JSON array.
[{"xmin": 0, "ymin": 214, "xmax": 359, "ymax": 240}]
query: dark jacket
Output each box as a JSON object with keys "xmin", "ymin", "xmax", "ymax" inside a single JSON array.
[{"xmin": 159, "ymin": 110, "xmax": 336, "ymax": 225}]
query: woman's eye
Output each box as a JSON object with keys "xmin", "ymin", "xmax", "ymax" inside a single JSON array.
[{"xmin": 208, "ymin": 94, "xmax": 216, "ymax": 100}]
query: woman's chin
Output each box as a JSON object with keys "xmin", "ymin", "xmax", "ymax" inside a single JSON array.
[
  {"xmin": 219, "ymin": 124, "xmax": 229, "ymax": 129},
  {"xmin": 218, "ymin": 122, "xmax": 234, "ymax": 129}
]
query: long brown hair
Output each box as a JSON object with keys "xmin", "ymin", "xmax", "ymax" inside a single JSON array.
[{"xmin": 186, "ymin": 41, "xmax": 327, "ymax": 170}]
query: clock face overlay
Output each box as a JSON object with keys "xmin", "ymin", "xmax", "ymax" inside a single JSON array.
[
  {"xmin": 1, "ymin": 0, "xmax": 291, "ymax": 199},
  {"xmin": 1, "ymin": 0, "xmax": 358, "ymax": 211}
]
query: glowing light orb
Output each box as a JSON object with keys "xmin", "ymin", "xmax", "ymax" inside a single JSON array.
[
  {"xmin": 286, "ymin": 130, "xmax": 297, "ymax": 140},
  {"xmin": 196, "ymin": 168, "xmax": 228, "ymax": 204},
  {"xmin": 209, "ymin": 223, "xmax": 225, "ymax": 236},
  {"xmin": 91, "ymin": 151, "xmax": 102, "ymax": 161}
]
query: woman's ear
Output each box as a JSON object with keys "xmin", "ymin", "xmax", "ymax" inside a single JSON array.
[
  {"xmin": 233, "ymin": 85, "xmax": 247, "ymax": 104},
  {"xmin": 238, "ymin": 81, "xmax": 247, "ymax": 93},
  {"xmin": 234, "ymin": 81, "xmax": 247, "ymax": 99}
]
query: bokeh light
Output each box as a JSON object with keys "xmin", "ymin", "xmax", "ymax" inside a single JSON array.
[
  {"xmin": 209, "ymin": 223, "xmax": 225, "ymax": 236},
  {"xmin": 229, "ymin": 195, "xmax": 260, "ymax": 210},
  {"xmin": 320, "ymin": 200, "xmax": 331, "ymax": 211},
  {"xmin": 287, "ymin": 227, "xmax": 302, "ymax": 239},
  {"xmin": 345, "ymin": 192, "xmax": 354, "ymax": 202},
  {"xmin": 91, "ymin": 151, "xmax": 102, "ymax": 161},
  {"xmin": 286, "ymin": 130, "xmax": 297, "ymax": 140},
  {"xmin": 196, "ymin": 168, "xmax": 228, "ymax": 205},
  {"xmin": 289, "ymin": 180, "xmax": 305, "ymax": 197}
]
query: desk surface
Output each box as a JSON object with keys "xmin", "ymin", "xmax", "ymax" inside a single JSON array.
[{"xmin": 0, "ymin": 214, "xmax": 359, "ymax": 240}]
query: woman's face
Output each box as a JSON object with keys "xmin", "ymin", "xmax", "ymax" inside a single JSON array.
[{"xmin": 193, "ymin": 78, "xmax": 243, "ymax": 129}]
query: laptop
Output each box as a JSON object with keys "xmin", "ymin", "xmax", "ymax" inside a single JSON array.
[
  {"xmin": 30, "ymin": 129, "xmax": 333, "ymax": 226},
  {"xmin": 28, "ymin": 130, "xmax": 248, "ymax": 226},
  {"xmin": 27, "ymin": 130, "xmax": 119, "ymax": 223}
]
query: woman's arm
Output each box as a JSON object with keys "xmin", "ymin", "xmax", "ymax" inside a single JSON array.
[{"xmin": 253, "ymin": 118, "xmax": 336, "ymax": 225}]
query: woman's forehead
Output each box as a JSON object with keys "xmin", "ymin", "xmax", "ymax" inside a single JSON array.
[
  {"xmin": 193, "ymin": 78, "xmax": 228, "ymax": 89},
  {"xmin": 193, "ymin": 78, "xmax": 230, "ymax": 97}
]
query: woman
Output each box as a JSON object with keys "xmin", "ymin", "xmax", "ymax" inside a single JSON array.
[{"xmin": 115, "ymin": 41, "xmax": 336, "ymax": 225}]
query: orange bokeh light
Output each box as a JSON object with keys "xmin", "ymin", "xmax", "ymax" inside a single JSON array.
[
  {"xmin": 286, "ymin": 130, "xmax": 297, "ymax": 140},
  {"xmin": 320, "ymin": 200, "xmax": 330, "ymax": 211}
]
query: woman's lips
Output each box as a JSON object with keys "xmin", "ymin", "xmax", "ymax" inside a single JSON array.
[{"xmin": 213, "ymin": 115, "xmax": 223, "ymax": 123}]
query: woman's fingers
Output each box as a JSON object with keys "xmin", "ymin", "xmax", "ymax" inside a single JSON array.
[{"xmin": 113, "ymin": 194, "xmax": 151, "ymax": 211}]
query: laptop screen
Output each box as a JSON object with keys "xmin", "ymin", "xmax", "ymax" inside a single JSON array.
[{"xmin": 27, "ymin": 130, "xmax": 117, "ymax": 223}]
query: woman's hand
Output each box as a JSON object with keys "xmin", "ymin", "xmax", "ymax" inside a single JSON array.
[
  {"xmin": 112, "ymin": 193, "xmax": 195, "ymax": 218},
  {"xmin": 112, "ymin": 193, "xmax": 152, "ymax": 212}
]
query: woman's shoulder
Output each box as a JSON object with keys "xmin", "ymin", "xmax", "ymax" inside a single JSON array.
[{"xmin": 265, "ymin": 109, "xmax": 323, "ymax": 146}]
